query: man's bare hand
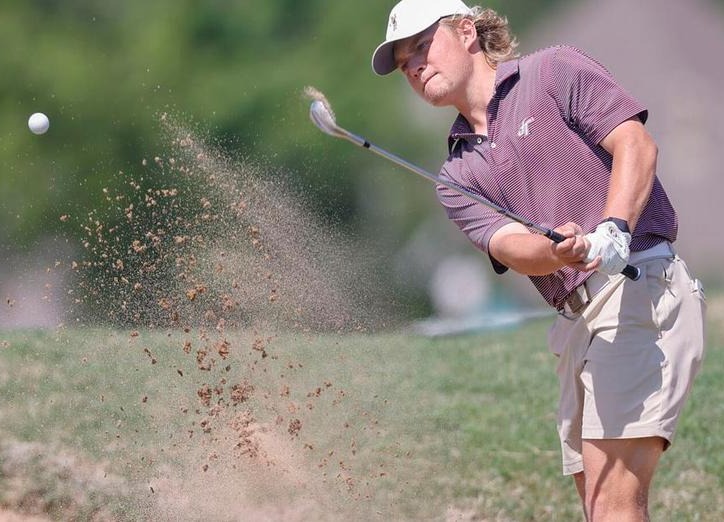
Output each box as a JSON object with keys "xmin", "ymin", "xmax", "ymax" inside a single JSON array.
[{"xmin": 551, "ymin": 222, "xmax": 601, "ymax": 272}]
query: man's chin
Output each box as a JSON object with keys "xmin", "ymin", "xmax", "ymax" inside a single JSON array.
[
  {"xmin": 422, "ymin": 84, "xmax": 449, "ymax": 107},
  {"xmin": 424, "ymin": 92, "xmax": 448, "ymax": 107}
]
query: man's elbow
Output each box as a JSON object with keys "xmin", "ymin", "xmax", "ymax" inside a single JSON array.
[{"xmin": 642, "ymin": 133, "xmax": 658, "ymax": 171}]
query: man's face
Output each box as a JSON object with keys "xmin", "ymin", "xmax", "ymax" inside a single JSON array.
[{"xmin": 393, "ymin": 21, "xmax": 471, "ymax": 107}]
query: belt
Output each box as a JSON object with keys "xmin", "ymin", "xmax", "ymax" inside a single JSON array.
[
  {"xmin": 562, "ymin": 241, "xmax": 674, "ymax": 315},
  {"xmin": 563, "ymin": 271, "xmax": 611, "ymax": 315},
  {"xmin": 628, "ymin": 240, "xmax": 674, "ymax": 264}
]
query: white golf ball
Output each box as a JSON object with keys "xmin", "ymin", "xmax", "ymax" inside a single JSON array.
[{"xmin": 28, "ymin": 112, "xmax": 50, "ymax": 135}]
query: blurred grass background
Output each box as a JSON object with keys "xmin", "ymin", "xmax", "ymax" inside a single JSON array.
[{"xmin": 0, "ymin": 296, "xmax": 722, "ymax": 520}]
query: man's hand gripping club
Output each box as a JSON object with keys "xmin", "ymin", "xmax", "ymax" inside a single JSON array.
[{"xmin": 554, "ymin": 221, "xmax": 632, "ymax": 276}]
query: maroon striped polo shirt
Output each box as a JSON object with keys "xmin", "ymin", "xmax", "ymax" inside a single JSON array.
[{"xmin": 437, "ymin": 45, "xmax": 677, "ymax": 309}]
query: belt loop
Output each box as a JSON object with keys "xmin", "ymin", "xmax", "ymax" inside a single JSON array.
[{"xmin": 581, "ymin": 279, "xmax": 591, "ymax": 304}]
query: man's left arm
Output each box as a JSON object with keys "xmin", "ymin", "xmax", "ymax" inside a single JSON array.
[{"xmin": 598, "ymin": 117, "xmax": 658, "ymax": 232}]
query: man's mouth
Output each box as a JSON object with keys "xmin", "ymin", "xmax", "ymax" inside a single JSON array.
[{"xmin": 422, "ymin": 72, "xmax": 436, "ymax": 89}]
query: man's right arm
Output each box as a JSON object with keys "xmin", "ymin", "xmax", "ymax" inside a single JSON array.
[{"xmin": 488, "ymin": 222, "xmax": 600, "ymax": 276}]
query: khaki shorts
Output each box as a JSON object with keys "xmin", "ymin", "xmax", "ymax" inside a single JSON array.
[{"xmin": 548, "ymin": 243, "xmax": 706, "ymax": 475}]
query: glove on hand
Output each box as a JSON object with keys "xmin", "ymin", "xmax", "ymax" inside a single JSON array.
[{"xmin": 583, "ymin": 221, "xmax": 632, "ymax": 275}]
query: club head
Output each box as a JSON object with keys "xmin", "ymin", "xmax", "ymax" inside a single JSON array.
[{"xmin": 309, "ymin": 100, "xmax": 343, "ymax": 138}]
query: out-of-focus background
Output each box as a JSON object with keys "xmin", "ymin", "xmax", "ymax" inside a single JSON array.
[
  {"xmin": 2, "ymin": 0, "xmax": 723, "ymax": 328},
  {"xmin": 2, "ymin": 3, "xmax": 723, "ymax": 520}
]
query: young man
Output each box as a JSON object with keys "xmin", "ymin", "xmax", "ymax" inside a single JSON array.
[{"xmin": 371, "ymin": 0, "xmax": 706, "ymax": 520}]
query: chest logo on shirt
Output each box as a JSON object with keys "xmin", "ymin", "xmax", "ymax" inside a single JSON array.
[{"xmin": 517, "ymin": 117, "xmax": 535, "ymax": 137}]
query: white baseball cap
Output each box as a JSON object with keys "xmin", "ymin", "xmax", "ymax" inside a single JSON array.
[{"xmin": 371, "ymin": 0, "xmax": 473, "ymax": 76}]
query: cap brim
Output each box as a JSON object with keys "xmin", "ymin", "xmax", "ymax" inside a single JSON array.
[{"xmin": 372, "ymin": 41, "xmax": 398, "ymax": 76}]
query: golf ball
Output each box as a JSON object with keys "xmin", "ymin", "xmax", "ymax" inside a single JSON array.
[{"xmin": 28, "ymin": 112, "xmax": 50, "ymax": 135}]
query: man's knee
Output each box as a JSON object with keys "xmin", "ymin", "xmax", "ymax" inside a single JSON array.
[{"xmin": 584, "ymin": 486, "xmax": 648, "ymax": 522}]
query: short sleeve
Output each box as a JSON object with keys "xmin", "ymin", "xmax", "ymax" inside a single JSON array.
[
  {"xmin": 546, "ymin": 46, "xmax": 648, "ymax": 144},
  {"xmin": 436, "ymin": 163, "xmax": 514, "ymax": 273}
]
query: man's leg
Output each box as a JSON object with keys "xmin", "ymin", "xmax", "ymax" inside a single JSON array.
[
  {"xmin": 579, "ymin": 436, "xmax": 664, "ymax": 522},
  {"xmin": 572, "ymin": 471, "xmax": 587, "ymax": 520},
  {"xmin": 559, "ymin": 253, "xmax": 704, "ymax": 521}
]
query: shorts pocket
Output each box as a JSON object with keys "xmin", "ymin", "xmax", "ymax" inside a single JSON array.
[
  {"xmin": 646, "ymin": 258, "xmax": 679, "ymax": 332},
  {"xmin": 679, "ymin": 256, "xmax": 707, "ymax": 305}
]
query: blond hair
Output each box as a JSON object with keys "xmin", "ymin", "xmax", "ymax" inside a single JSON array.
[{"xmin": 441, "ymin": 7, "xmax": 519, "ymax": 67}]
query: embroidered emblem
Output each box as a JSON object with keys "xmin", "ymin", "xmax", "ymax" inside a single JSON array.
[
  {"xmin": 517, "ymin": 117, "xmax": 535, "ymax": 137},
  {"xmin": 390, "ymin": 14, "xmax": 398, "ymax": 32}
]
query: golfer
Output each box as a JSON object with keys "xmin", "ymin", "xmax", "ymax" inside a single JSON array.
[{"xmin": 371, "ymin": 0, "xmax": 706, "ymax": 519}]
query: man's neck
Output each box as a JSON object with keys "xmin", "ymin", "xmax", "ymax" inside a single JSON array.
[{"xmin": 456, "ymin": 58, "xmax": 497, "ymax": 135}]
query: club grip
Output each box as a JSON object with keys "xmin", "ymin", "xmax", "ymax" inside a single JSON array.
[
  {"xmin": 547, "ymin": 230, "xmax": 567, "ymax": 243},
  {"xmin": 621, "ymin": 264, "xmax": 641, "ymax": 281},
  {"xmin": 546, "ymin": 230, "xmax": 640, "ymax": 281}
]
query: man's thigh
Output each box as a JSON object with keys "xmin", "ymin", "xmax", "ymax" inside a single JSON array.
[{"xmin": 582, "ymin": 437, "xmax": 664, "ymax": 499}]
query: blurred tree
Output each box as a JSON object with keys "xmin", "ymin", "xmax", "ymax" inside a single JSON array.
[
  {"xmin": 0, "ymin": 0, "xmax": 566, "ymax": 318},
  {"xmin": 1, "ymin": 0, "xmax": 563, "ymax": 244}
]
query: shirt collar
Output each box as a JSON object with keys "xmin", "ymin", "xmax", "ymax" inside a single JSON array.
[
  {"xmin": 447, "ymin": 58, "xmax": 521, "ymax": 153},
  {"xmin": 494, "ymin": 58, "xmax": 520, "ymax": 90}
]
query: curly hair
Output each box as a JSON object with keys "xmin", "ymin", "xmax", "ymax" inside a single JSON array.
[{"xmin": 441, "ymin": 7, "xmax": 519, "ymax": 67}]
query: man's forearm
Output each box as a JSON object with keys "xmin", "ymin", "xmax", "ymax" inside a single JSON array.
[{"xmin": 490, "ymin": 230, "xmax": 567, "ymax": 276}]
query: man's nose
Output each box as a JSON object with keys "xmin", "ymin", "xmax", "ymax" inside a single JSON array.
[{"xmin": 408, "ymin": 57, "xmax": 425, "ymax": 79}]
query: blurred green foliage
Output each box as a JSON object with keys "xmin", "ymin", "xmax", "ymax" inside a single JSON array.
[{"xmin": 1, "ymin": 0, "xmax": 565, "ymax": 251}]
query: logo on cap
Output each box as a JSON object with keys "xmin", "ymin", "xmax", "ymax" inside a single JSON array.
[{"xmin": 390, "ymin": 13, "xmax": 398, "ymax": 32}]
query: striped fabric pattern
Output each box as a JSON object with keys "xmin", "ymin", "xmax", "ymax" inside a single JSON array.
[{"xmin": 437, "ymin": 45, "xmax": 677, "ymax": 309}]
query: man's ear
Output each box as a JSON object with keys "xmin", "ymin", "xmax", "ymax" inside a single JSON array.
[{"xmin": 458, "ymin": 18, "xmax": 479, "ymax": 52}]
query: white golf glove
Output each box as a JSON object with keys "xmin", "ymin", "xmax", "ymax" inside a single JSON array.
[{"xmin": 583, "ymin": 221, "xmax": 632, "ymax": 275}]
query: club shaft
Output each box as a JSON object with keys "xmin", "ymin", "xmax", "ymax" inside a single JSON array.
[{"xmin": 334, "ymin": 126, "xmax": 640, "ymax": 281}]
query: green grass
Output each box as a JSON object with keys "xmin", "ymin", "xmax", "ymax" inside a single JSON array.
[{"xmin": 0, "ymin": 298, "xmax": 722, "ymax": 521}]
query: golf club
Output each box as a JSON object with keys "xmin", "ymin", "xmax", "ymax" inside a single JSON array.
[{"xmin": 307, "ymin": 90, "xmax": 640, "ymax": 282}]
